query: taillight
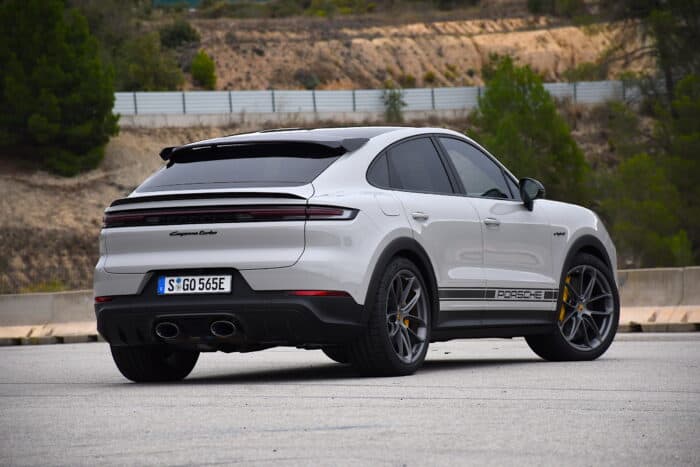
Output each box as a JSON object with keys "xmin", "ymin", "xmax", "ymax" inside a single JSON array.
[
  {"xmin": 287, "ymin": 290, "xmax": 350, "ymax": 297},
  {"xmin": 102, "ymin": 205, "xmax": 357, "ymax": 228},
  {"xmin": 305, "ymin": 206, "xmax": 357, "ymax": 220},
  {"xmin": 95, "ymin": 296, "xmax": 113, "ymax": 303}
]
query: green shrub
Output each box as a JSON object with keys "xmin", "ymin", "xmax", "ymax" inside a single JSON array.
[
  {"xmin": 20, "ymin": 279, "xmax": 68, "ymax": 294},
  {"xmin": 159, "ymin": 19, "xmax": 200, "ymax": 49},
  {"xmin": 423, "ymin": 71, "xmax": 437, "ymax": 85},
  {"xmin": 397, "ymin": 73, "xmax": 416, "ymax": 88},
  {"xmin": 527, "ymin": 0, "xmax": 547, "ymax": 14},
  {"xmin": 562, "ymin": 61, "xmax": 608, "ymax": 82},
  {"xmin": 382, "ymin": 82, "xmax": 406, "ymax": 123},
  {"xmin": 0, "ymin": 0, "xmax": 118, "ymax": 176},
  {"xmin": 527, "ymin": 0, "xmax": 586, "ymax": 17},
  {"xmin": 116, "ymin": 32, "xmax": 184, "ymax": 91},
  {"xmin": 600, "ymin": 153, "xmax": 691, "ymax": 267},
  {"xmin": 191, "ymin": 50, "xmax": 217, "ymax": 90},
  {"xmin": 294, "ymin": 69, "xmax": 320, "ymax": 90}
]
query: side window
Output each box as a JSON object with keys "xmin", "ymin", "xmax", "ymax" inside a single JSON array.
[
  {"xmin": 386, "ymin": 138, "xmax": 453, "ymax": 194},
  {"xmin": 505, "ymin": 174, "xmax": 521, "ymax": 201},
  {"xmin": 367, "ymin": 153, "xmax": 390, "ymax": 187},
  {"xmin": 439, "ymin": 137, "xmax": 512, "ymax": 199}
]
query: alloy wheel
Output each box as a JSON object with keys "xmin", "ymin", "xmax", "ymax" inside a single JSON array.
[
  {"xmin": 385, "ymin": 270, "xmax": 429, "ymax": 363},
  {"xmin": 558, "ymin": 264, "xmax": 615, "ymax": 351}
]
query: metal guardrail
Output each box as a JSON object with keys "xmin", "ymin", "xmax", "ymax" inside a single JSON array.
[{"xmin": 114, "ymin": 80, "xmax": 634, "ymax": 116}]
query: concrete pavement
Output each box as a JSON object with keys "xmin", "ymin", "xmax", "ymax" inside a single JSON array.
[{"xmin": 0, "ymin": 334, "xmax": 698, "ymax": 466}]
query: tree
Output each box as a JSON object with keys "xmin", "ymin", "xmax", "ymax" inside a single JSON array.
[
  {"xmin": 191, "ymin": 50, "xmax": 217, "ymax": 90},
  {"xmin": 599, "ymin": 0, "xmax": 700, "ymax": 103},
  {"xmin": 599, "ymin": 153, "xmax": 692, "ymax": 267},
  {"xmin": 656, "ymin": 74, "xmax": 700, "ymax": 261},
  {"xmin": 469, "ymin": 56, "xmax": 589, "ymax": 204},
  {"xmin": 0, "ymin": 0, "xmax": 118, "ymax": 176},
  {"xmin": 159, "ymin": 18, "xmax": 200, "ymax": 49},
  {"xmin": 116, "ymin": 32, "xmax": 184, "ymax": 91}
]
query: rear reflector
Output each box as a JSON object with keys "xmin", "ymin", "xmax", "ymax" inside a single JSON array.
[
  {"xmin": 102, "ymin": 205, "xmax": 358, "ymax": 228},
  {"xmin": 95, "ymin": 296, "xmax": 113, "ymax": 303},
  {"xmin": 287, "ymin": 290, "xmax": 350, "ymax": 297}
]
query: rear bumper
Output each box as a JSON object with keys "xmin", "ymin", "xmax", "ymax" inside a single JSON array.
[{"xmin": 95, "ymin": 270, "xmax": 366, "ymax": 348}]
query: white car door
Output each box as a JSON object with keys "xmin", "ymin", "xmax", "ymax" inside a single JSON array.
[
  {"xmin": 376, "ymin": 137, "xmax": 485, "ymax": 326},
  {"xmin": 436, "ymin": 137, "xmax": 557, "ymax": 318}
]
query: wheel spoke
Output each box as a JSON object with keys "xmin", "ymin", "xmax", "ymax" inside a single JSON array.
[
  {"xmin": 399, "ymin": 328, "xmax": 412, "ymax": 359},
  {"xmin": 568, "ymin": 316, "xmax": 581, "ymax": 340},
  {"xmin": 388, "ymin": 322, "xmax": 399, "ymax": 337},
  {"xmin": 583, "ymin": 268, "xmax": 597, "ymax": 300},
  {"xmin": 588, "ymin": 293, "xmax": 611, "ymax": 303},
  {"xmin": 561, "ymin": 309, "xmax": 577, "ymax": 326},
  {"xmin": 407, "ymin": 325, "xmax": 426, "ymax": 342},
  {"xmin": 392, "ymin": 327, "xmax": 403, "ymax": 354},
  {"xmin": 386, "ymin": 282, "xmax": 399, "ymax": 314},
  {"xmin": 585, "ymin": 315, "xmax": 602, "ymax": 339},
  {"xmin": 564, "ymin": 282, "xmax": 581, "ymax": 301},
  {"xmin": 589, "ymin": 308, "xmax": 612, "ymax": 316},
  {"xmin": 399, "ymin": 276, "xmax": 415, "ymax": 306},
  {"xmin": 578, "ymin": 266, "xmax": 587, "ymax": 297},
  {"xmin": 581, "ymin": 319, "xmax": 592, "ymax": 347},
  {"xmin": 400, "ymin": 288, "xmax": 421, "ymax": 314}
]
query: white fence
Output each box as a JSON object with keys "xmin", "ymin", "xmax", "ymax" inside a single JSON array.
[{"xmin": 114, "ymin": 80, "xmax": 633, "ymax": 116}]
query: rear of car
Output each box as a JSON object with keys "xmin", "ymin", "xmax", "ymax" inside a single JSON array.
[{"xmin": 94, "ymin": 137, "xmax": 369, "ymax": 357}]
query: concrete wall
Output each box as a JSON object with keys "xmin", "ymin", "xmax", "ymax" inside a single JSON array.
[
  {"xmin": 0, "ymin": 267, "xmax": 697, "ymax": 334},
  {"xmin": 0, "ymin": 290, "xmax": 94, "ymax": 326}
]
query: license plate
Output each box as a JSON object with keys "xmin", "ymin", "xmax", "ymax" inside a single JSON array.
[{"xmin": 157, "ymin": 275, "xmax": 232, "ymax": 295}]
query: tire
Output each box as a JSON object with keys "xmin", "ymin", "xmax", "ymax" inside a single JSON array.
[
  {"xmin": 526, "ymin": 253, "xmax": 620, "ymax": 361},
  {"xmin": 110, "ymin": 345, "xmax": 199, "ymax": 383},
  {"xmin": 349, "ymin": 257, "xmax": 432, "ymax": 376},
  {"xmin": 321, "ymin": 346, "xmax": 351, "ymax": 364}
]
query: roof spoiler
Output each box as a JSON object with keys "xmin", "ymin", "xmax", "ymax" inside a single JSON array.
[{"xmin": 159, "ymin": 138, "xmax": 369, "ymax": 162}]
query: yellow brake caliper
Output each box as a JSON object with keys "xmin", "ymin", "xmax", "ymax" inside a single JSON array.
[{"xmin": 559, "ymin": 276, "xmax": 571, "ymax": 321}]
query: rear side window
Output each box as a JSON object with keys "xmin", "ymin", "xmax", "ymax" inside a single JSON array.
[
  {"xmin": 386, "ymin": 138, "xmax": 453, "ymax": 194},
  {"xmin": 367, "ymin": 153, "xmax": 390, "ymax": 187},
  {"xmin": 137, "ymin": 146, "xmax": 340, "ymax": 193}
]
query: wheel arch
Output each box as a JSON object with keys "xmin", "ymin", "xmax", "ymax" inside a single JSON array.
[
  {"xmin": 562, "ymin": 235, "xmax": 614, "ymax": 282},
  {"xmin": 366, "ymin": 237, "xmax": 440, "ymax": 328}
]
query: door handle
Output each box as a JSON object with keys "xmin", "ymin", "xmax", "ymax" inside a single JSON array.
[
  {"xmin": 483, "ymin": 217, "xmax": 501, "ymax": 227},
  {"xmin": 411, "ymin": 212, "xmax": 429, "ymax": 221}
]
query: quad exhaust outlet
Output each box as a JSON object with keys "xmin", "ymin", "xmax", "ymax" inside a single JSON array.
[
  {"xmin": 210, "ymin": 320, "xmax": 237, "ymax": 338},
  {"xmin": 154, "ymin": 322, "xmax": 180, "ymax": 340}
]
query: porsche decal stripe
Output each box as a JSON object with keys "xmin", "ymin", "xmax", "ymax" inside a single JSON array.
[{"xmin": 439, "ymin": 288, "xmax": 559, "ymax": 302}]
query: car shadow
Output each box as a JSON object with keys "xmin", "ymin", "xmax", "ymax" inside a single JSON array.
[{"xmin": 161, "ymin": 357, "xmax": 541, "ymax": 386}]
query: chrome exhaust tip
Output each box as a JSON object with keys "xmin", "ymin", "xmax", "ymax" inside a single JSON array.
[
  {"xmin": 154, "ymin": 322, "xmax": 180, "ymax": 340},
  {"xmin": 210, "ymin": 320, "xmax": 236, "ymax": 338}
]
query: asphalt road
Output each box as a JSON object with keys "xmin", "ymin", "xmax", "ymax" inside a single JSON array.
[{"xmin": 1, "ymin": 334, "xmax": 698, "ymax": 466}]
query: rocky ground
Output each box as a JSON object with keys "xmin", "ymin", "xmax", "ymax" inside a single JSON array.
[{"xmin": 192, "ymin": 15, "xmax": 649, "ymax": 90}]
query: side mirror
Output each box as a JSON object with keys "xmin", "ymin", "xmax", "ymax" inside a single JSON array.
[{"xmin": 519, "ymin": 178, "xmax": 545, "ymax": 211}]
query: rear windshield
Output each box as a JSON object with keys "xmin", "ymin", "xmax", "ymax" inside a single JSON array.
[{"xmin": 136, "ymin": 149, "xmax": 340, "ymax": 193}]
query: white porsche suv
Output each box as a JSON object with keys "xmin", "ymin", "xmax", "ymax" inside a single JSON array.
[{"xmin": 95, "ymin": 127, "xmax": 619, "ymax": 382}]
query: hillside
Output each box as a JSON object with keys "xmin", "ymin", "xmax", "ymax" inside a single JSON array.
[{"xmin": 192, "ymin": 16, "xmax": 650, "ymax": 90}]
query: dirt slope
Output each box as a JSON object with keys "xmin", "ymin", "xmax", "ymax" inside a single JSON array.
[{"xmin": 195, "ymin": 16, "xmax": 649, "ymax": 90}]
